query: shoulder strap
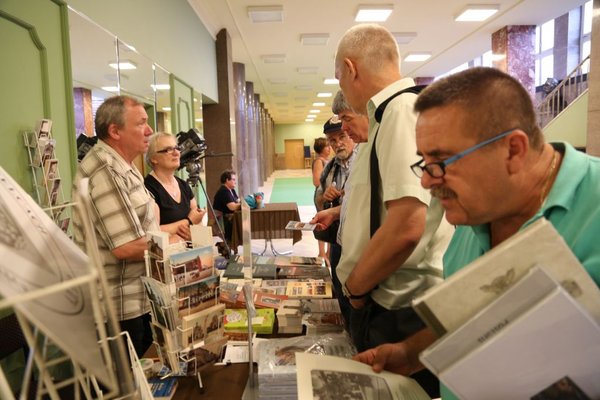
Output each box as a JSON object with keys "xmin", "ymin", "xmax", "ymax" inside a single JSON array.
[
  {"xmin": 370, "ymin": 85, "xmax": 426, "ymax": 237},
  {"xmin": 319, "ymin": 158, "xmax": 337, "ymax": 190},
  {"xmin": 374, "ymin": 85, "xmax": 427, "ymax": 123}
]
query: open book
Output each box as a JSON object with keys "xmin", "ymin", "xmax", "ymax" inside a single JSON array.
[
  {"xmin": 296, "ymin": 353, "xmax": 430, "ymax": 400},
  {"xmin": 411, "ymin": 218, "xmax": 600, "ymax": 336},
  {"xmin": 421, "ymin": 266, "xmax": 600, "ymax": 399}
]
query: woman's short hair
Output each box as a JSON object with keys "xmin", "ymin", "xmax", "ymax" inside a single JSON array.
[
  {"xmin": 313, "ymin": 137, "xmax": 328, "ymax": 154},
  {"xmin": 220, "ymin": 169, "xmax": 236, "ymax": 184},
  {"xmin": 146, "ymin": 132, "xmax": 175, "ymax": 168}
]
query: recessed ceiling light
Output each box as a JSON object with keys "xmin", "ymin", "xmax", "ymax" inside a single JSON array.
[
  {"xmin": 108, "ymin": 60, "xmax": 137, "ymax": 70},
  {"xmin": 297, "ymin": 67, "xmax": 318, "ymax": 74},
  {"xmin": 193, "ymin": 98, "xmax": 198, "ymax": 102},
  {"xmin": 455, "ymin": 4, "xmax": 499, "ymax": 22},
  {"xmin": 309, "ymin": 109, "xmax": 321, "ymax": 114},
  {"xmin": 312, "ymin": 102, "xmax": 326, "ymax": 107},
  {"xmin": 491, "ymin": 53, "xmax": 506, "ymax": 61},
  {"xmin": 269, "ymin": 78, "xmax": 287, "ymax": 84},
  {"xmin": 162, "ymin": 107, "xmax": 171, "ymax": 111},
  {"xmin": 101, "ymin": 86, "xmax": 119, "ymax": 92},
  {"xmin": 151, "ymin": 84, "xmax": 171, "ymax": 91},
  {"xmin": 261, "ymin": 54, "xmax": 286, "ymax": 63},
  {"xmin": 323, "ymin": 78, "xmax": 339, "ymax": 85},
  {"xmin": 392, "ymin": 32, "xmax": 417, "ymax": 45},
  {"xmin": 195, "ymin": 118, "xmax": 203, "ymax": 122},
  {"xmin": 404, "ymin": 52, "xmax": 431, "ymax": 62},
  {"xmin": 247, "ymin": 6, "xmax": 283, "ymax": 23},
  {"xmin": 300, "ymin": 33, "xmax": 330, "ymax": 46},
  {"xmin": 272, "ymin": 92, "xmax": 287, "ymax": 97},
  {"xmin": 355, "ymin": 4, "xmax": 393, "ymax": 22},
  {"xmin": 296, "ymin": 85, "xmax": 312, "ymax": 91},
  {"xmin": 317, "ymin": 92, "xmax": 332, "ymax": 98},
  {"xmin": 306, "ymin": 115, "xmax": 316, "ymax": 119}
]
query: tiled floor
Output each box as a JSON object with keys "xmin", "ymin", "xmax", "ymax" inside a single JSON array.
[{"xmin": 242, "ymin": 168, "xmax": 320, "ymax": 257}]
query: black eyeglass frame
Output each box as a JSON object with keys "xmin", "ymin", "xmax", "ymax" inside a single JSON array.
[
  {"xmin": 156, "ymin": 145, "xmax": 182, "ymax": 154},
  {"xmin": 410, "ymin": 128, "xmax": 516, "ymax": 179}
]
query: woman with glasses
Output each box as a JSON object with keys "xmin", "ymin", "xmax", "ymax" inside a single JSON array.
[{"xmin": 144, "ymin": 132, "xmax": 206, "ymax": 241}]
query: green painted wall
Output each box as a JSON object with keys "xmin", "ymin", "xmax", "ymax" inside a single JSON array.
[
  {"xmin": 0, "ymin": 0, "xmax": 76, "ymax": 199},
  {"xmin": 273, "ymin": 123, "xmax": 326, "ymax": 154},
  {"xmin": 543, "ymin": 91, "xmax": 588, "ymax": 148},
  {"xmin": 66, "ymin": 0, "xmax": 218, "ymax": 103}
]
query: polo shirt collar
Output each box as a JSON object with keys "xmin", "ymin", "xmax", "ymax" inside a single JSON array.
[{"xmin": 366, "ymin": 78, "xmax": 416, "ymax": 132}]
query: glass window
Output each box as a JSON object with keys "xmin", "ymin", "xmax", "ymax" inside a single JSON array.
[
  {"xmin": 540, "ymin": 55, "xmax": 554, "ymax": 83},
  {"xmin": 582, "ymin": 39, "xmax": 591, "ymax": 73},
  {"xmin": 540, "ymin": 20, "xmax": 555, "ymax": 52},
  {"xmin": 583, "ymin": 0, "xmax": 592, "ymax": 35}
]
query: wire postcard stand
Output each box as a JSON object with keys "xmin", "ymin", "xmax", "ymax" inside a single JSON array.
[{"xmin": 0, "ymin": 171, "xmax": 139, "ymax": 399}]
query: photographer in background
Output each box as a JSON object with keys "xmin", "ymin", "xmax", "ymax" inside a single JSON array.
[
  {"xmin": 213, "ymin": 169, "xmax": 241, "ymax": 244},
  {"xmin": 314, "ymin": 115, "xmax": 357, "ymax": 324},
  {"xmin": 145, "ymin": 132, "xmax": 206, "ymax": 242}
]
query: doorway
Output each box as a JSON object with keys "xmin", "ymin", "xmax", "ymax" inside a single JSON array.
[{"xmin": 284, "ymin": 139, "xmax": 305, "ymax": 169}]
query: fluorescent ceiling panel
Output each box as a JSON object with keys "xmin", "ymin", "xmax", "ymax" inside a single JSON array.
[
  {"xmin": 355, "ymin": 4, "xmax": 393, "ymax": 22},
  {"xmin": 312, "ymin": 102, "xmax": 326, "ymax": 107},
  {"xmin": 309, "ymin": 109, "xmax": 321, "ymax": 114},
  {"xmin": 455, "ymin": 4, "xmax": 499, "ymax": 22},
  {"xmin": 300, "ymin": 33, "xmax": 330, "ymax": 46},
  {"xmin": 296, "ymin": 85, "xmax": 312, "ymax": 90},
  {"xmin": 317, "ymin": 92, "xmax": 332, "ymax": 98},
  {"xmin": 248, "ymin": 6, "xmax": 283, "ymax": 23},
  {"xmin": 323, "ymin": 78, "xmax": 339, "ymax": 85},
  {"xmin": 392, "ymin": 32, "xmax": 417, "ymax": 44},
  {"xmin": 261, "ymin": 54, "xmax": 286, "ymax": 63},
  {"xmin": 404, "ymin": 52, "xmax": 432, "ymax": 62},
  {"xmin": 108, "ymin": 60, "xmax": 137, "ymax": 70},
  {"xmin": 151, "ymin": 84, "xmax": 170, "ymax": 91},
  {"xmin": 297, "ymin": 67, "xmax": 318, "ymax": 74},
  {"xmin": 101, "ymin": 86, "xmax": 119, "ymax": 92}
]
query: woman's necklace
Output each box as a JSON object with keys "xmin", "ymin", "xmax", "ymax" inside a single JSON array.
[{"xmin": 153, "ymin": 171, "xmax": 179, "ymax": 198}]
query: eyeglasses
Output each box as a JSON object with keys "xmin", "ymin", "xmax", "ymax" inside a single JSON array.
[
  {"xmin": 328, "ymin": 133, "xmax": 350, "ymax": 146},
  {"xmin": 410, "ymin": 128, "xmax": 515, "ymax": 179},
  {"xmin": 156, "ymin": 145, "xmax": 181, "ymax": 154}
]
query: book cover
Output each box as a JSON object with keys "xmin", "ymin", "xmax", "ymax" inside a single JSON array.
[
  {"xmin": 169, "ymin": 245, "xmax": 214, "ymax": 287},
  {"xmin": 295, "ymin": 353, "xmax": 429, "ymax": 400},
  {"xmin": 251, "ymin": 291, "xmax": 288, "ymax": 309},
  {"xmin": 148, "ymin": 377, "xmax": 178, "ymax": 400},
  {"xmin": 223, "ymin": 262, "xmax": 278, "ymax": 279},
  {"xmin": 285, "ymin": 281, "xmax": 332, "ymax": 299},
  {"xmin": 181, "ymin": 303, "xmax": 225, "ymax": 348},
  {"xmin": 277, "ymin": 265, "xmax": 331, "ymax": 280},
  {"xmin": 411, "ymin": 218, "xmax": 600, "ymax": 336},
  {"xmin": 177, "ymin": 275, "xmax": 220, "ymax": 317},
  {"xmin": 439, "ymin": 284, "xmax": 600, "ymax": 399},
  {"xmin": 420, "ymin": 266, "xmax": 560, "ymax": 375},
  {"xmin": 224, "ymin": 308, "xmax": 275, "ymax": 335}
]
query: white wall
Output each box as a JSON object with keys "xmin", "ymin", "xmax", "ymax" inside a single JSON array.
[{"xmin": 544, "ymin": 91, "xmax": 588, "ymax": 148}]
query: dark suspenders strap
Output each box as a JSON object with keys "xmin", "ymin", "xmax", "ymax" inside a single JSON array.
[{"xmin": 370, "ymin": 85, "xmax": 426, "ymax": 237}]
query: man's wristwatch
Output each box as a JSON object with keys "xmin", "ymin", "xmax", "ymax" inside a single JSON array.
[{"xmin": 342, "ymin": 282, "xmax": 369, "ymax": 300}]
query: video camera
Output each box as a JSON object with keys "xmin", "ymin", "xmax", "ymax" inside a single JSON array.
[{"xmin": 176, "ymin": 128, "xmax": 207, "ymax": 169}]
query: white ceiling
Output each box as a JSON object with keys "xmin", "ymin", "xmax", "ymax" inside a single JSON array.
[{"xmin": 188, "ymin": 0, "xmax": 587, "ymax": 125}]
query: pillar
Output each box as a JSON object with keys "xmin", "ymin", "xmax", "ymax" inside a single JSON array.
[
  {"xmin": 586, "ymin": 0, "xmax": 600, "ymax": 155},
  {"xmin": 492, "ymin": 25, "xmax": 536, "ymax": 96}
]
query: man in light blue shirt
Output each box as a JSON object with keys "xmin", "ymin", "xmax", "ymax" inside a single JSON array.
[{"xmin": 353, "ymin": 67, "xmax": 600, "ymax": 399}]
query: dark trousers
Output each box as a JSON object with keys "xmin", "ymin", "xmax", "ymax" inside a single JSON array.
[
  {"xmin": 330, "ymin": 243, "xmax": 351, "ymax": 330},
  {"xmin": 119, "ymin": 313, "xmax": 153, "ymax": 359},
  {"xmin": 349, "ymin": 300, "xmax": 440, "ymax": 398}
]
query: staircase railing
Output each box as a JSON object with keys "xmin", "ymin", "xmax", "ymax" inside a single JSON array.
[{"xmin": 537, "ymin": 55, "xmax": 590, "ymax": 128}]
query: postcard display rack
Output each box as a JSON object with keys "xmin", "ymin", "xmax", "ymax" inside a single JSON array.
[
  {"xmin": 22, "ymin": 119, "xmax": 70, "ymax": 233},
  {"xmin": 0, "ymin": 170, "xmax": 143, "ymax": 400},
  {"xmin": 143, "ymin": 230, "xmax": 228, "ymax": 389}
]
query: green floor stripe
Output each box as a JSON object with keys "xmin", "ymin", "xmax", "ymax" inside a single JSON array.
[{"xmin": 269, "ymin": 177, "xmax": 315, "ymax": 206}]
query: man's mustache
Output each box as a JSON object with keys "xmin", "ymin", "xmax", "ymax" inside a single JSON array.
[{"xmin": 431, "ymin": 186, "xmax": 457, "ymax": 199}]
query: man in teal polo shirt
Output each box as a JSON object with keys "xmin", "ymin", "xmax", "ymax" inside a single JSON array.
[{"xmin": 353, "ymin": 67, "xmax": 600, "ymax": 399}]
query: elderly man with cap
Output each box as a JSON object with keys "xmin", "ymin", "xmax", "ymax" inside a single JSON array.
[{"xmin": 315, "ymin": 115, "xmax": 358, "ymax": 323}]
